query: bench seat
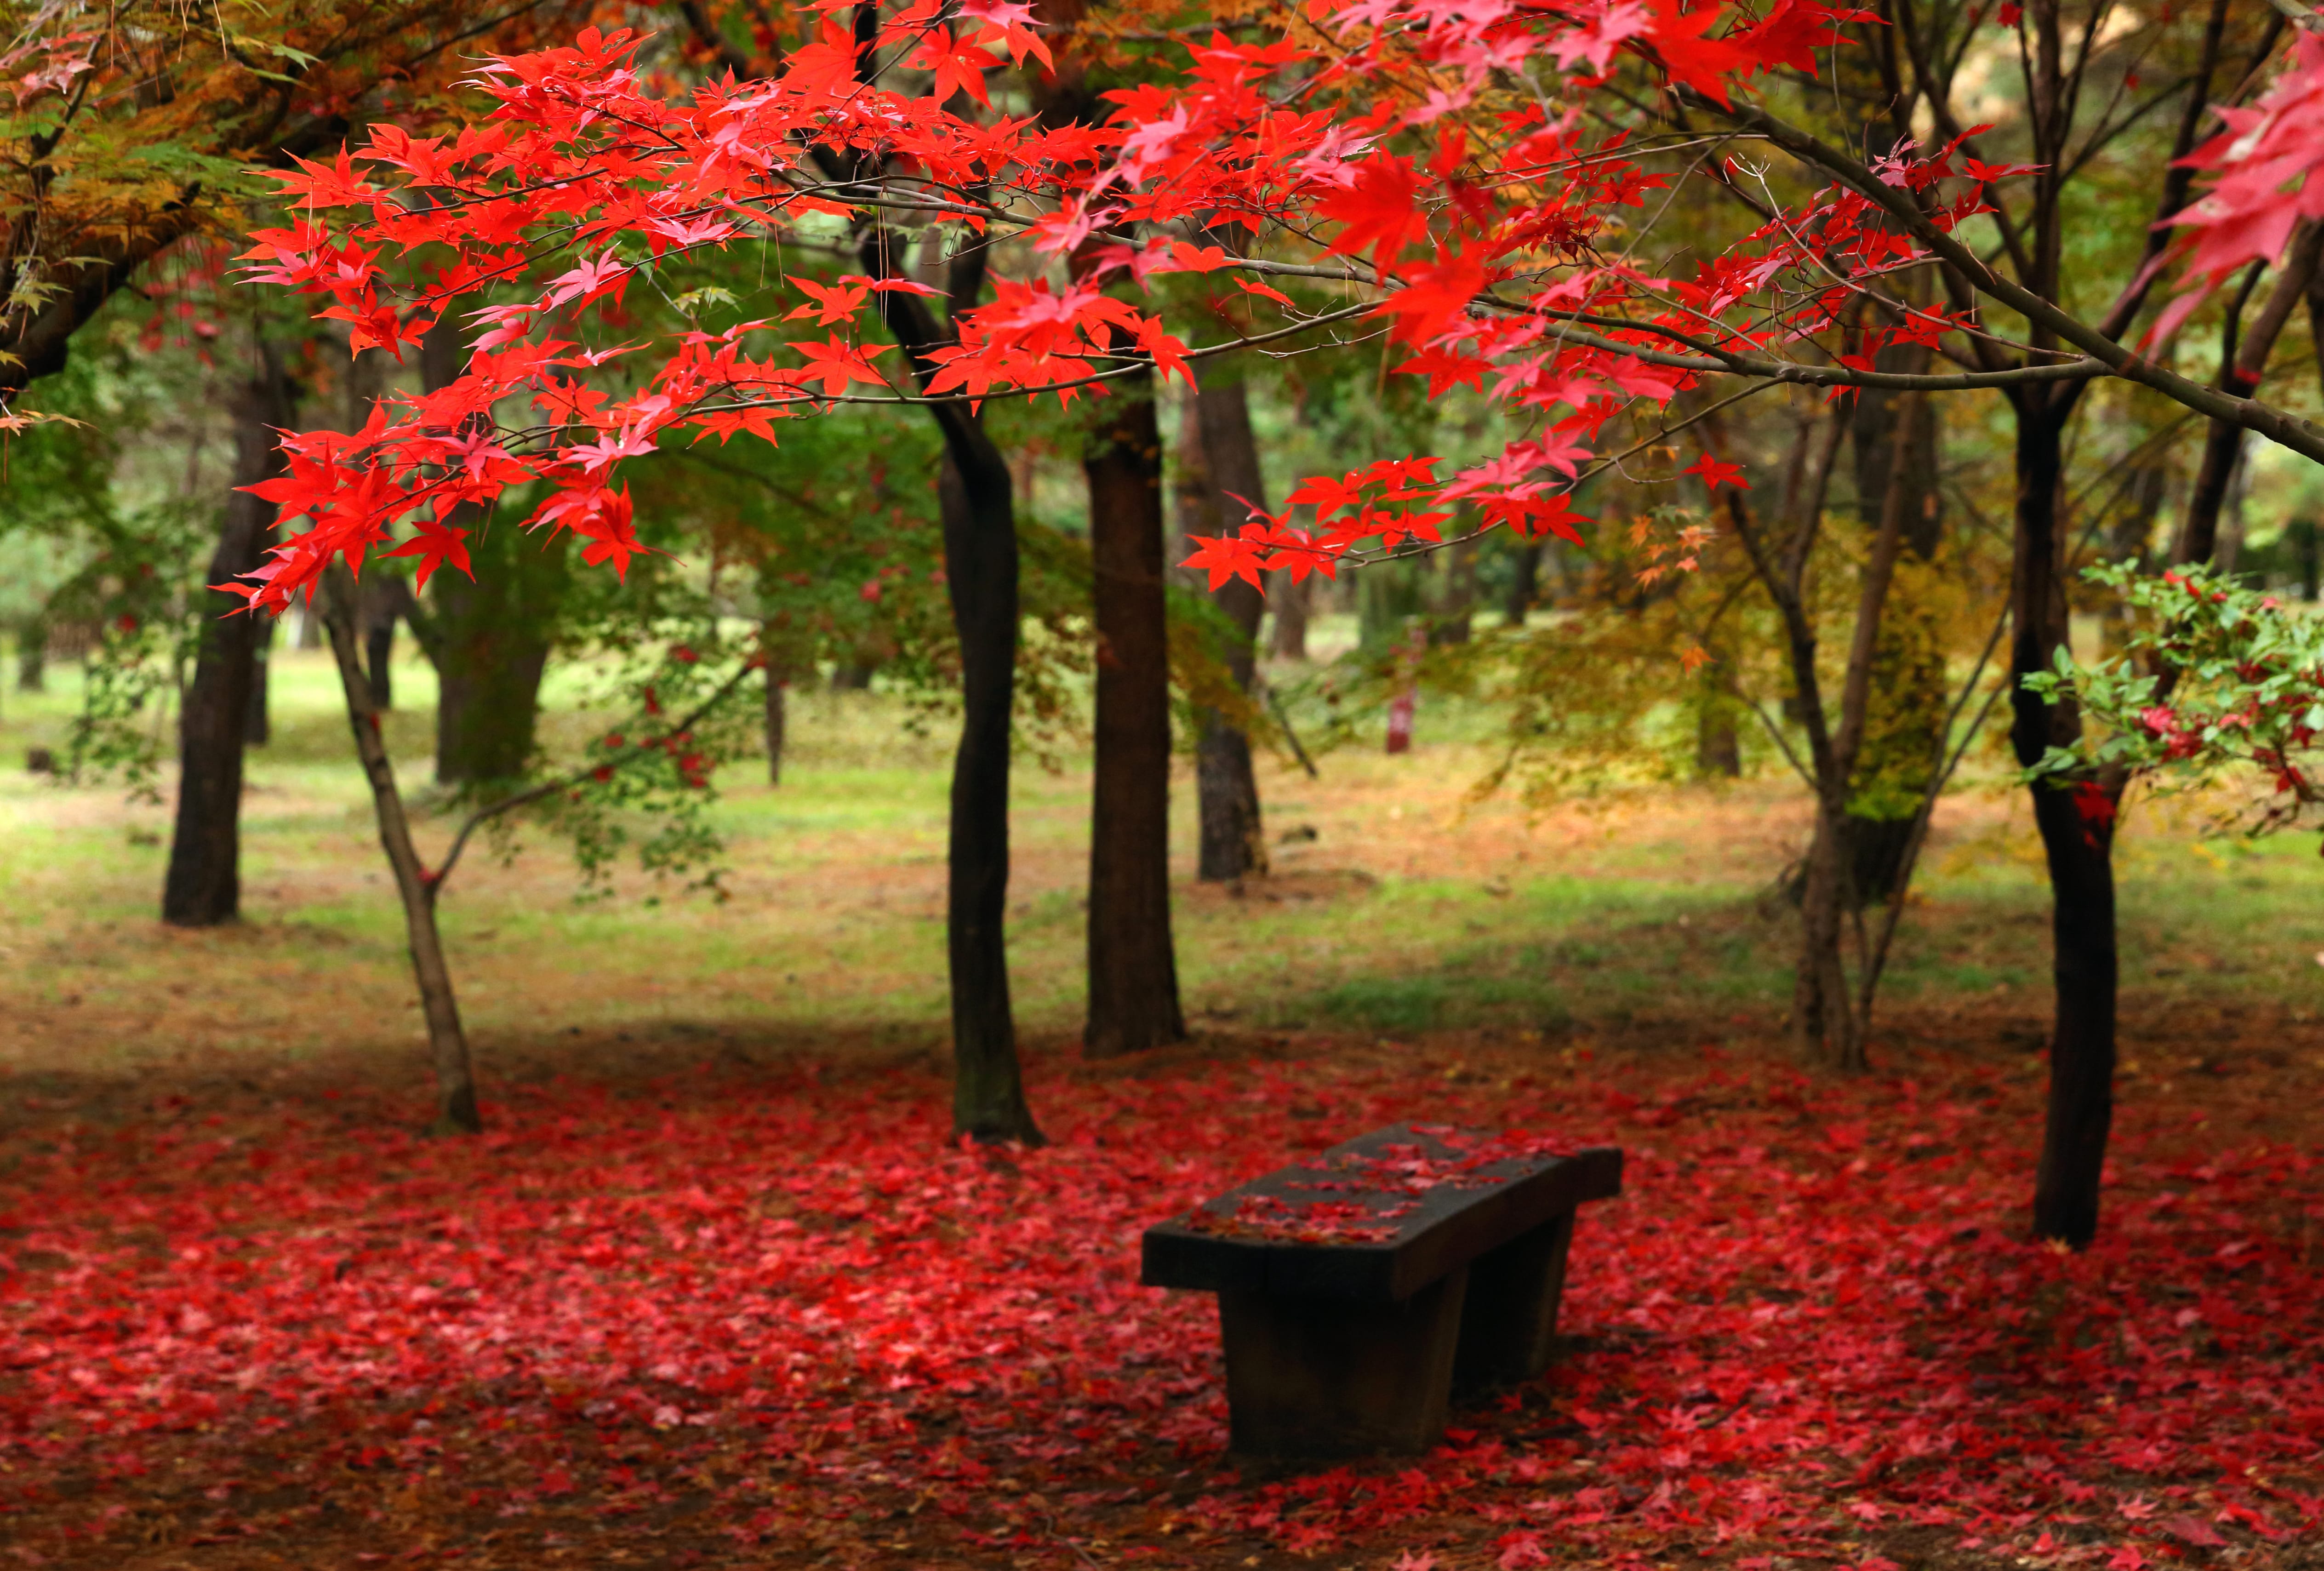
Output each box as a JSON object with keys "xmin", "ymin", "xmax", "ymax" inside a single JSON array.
[{"xmin": 1142, "ymin": 1122, "xmax": 1622, "ymax": 1458}]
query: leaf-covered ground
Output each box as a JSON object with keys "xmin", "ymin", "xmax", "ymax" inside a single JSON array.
[{"xmin": 3, "ymin": 1012, "xmax": 2319, "ymax": 1570}]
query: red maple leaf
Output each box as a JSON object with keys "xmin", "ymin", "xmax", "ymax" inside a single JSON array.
[{"xmin": 1684, "ymin": 451, "xmax": 1748, "ymax": 490}]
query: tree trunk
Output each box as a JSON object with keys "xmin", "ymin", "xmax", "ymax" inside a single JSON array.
[
  {"xmin": 1085, "ymin": 360, "xmax": 1187, "ymax": 1056},
  {"xmin": 2011, "ymin": 405, "xmax": 2118, "ymax": 1249},
  {"xmin": 16, "ymin": 616, "xmax": 46, "ymax": 691},
  {"xmin": 1429, "ymin": 538, "xmax": 1477, "ymax": 645},
  {"xmin": 163, "ymin": 345, "xmax": 296, "ymax": 927},
  {"xmin": 1695, "ymin": 659, "xmax": 1742, "ymax": 778},
  {"xmin": 245, "ymin": 618, "xmax": 273, "ymax": 746},
  {"xmin": 1792, "ymin": 808, "xmax": 1856, "ymax": 1064},
  {"xmin": 1503, "ymin": 541, "xmax": 1541, "ymax": 628},
  {"xmin": 419, "ymin": 317, "xmax": 566, "ymax": 787},
  {"xmin": 763, "ymin": 642, "xmax": 787, "ymax": 787},
  {"xmin": 363, "ymin": 575, "xmax": 413, "ymax": 711},
  {"xmin": 320, "ymin": 564, "xmax": 481, "ymax": 1135},
  {"xmin": 938, "ymin": 447, "xmax": 1045, "ymax": 1140},
  {"xmin": 857, "ymin": 211, "xmax": 1045, "ymax": 1144},
  {"xmin": 1267, "ymin": 570, "xmax": 1310, "ymax": 659},
  {"xmin": 1839, "ymin": 383, "xmax": 1948, "ymax": 906},
  {"xmin": 430, "ymin": 535, "xmax": 565, "ymax": 784},
  {"xmin": 1184, "ymin": 375, "xmax": 1269, "ymax": 883}
]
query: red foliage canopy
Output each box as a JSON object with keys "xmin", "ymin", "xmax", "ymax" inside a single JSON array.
[{"xmin": 228, "ymin": 0, "xmax": 2324, "ymax": 612}]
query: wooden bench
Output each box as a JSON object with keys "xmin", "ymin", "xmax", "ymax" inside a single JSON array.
[{"xmin": 1142, "ymin": 1122, "xmax": 1623, "ymax": 1459}]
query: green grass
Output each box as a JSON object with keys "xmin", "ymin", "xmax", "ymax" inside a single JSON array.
[{"xmin": 1, "ymin": 643, "xmax": 2318, "ymax": 1091}]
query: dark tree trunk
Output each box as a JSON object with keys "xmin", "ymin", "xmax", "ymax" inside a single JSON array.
[
  {"xmin": 764, "ymin": 646, "xmax": 787, "ymax": 787},
  {"xmin": 2011, "ymin": 405, "xmax": 2118, "ymax": 1249},
  {"xmin": 430, "ymin": 541, "xmax": 564, "ymax": 784},
  {"xmin": 363, "ymin": 575, "xmax": 413, "ymax": 711},
  {"xmin": 857, "ymin": 207, "xmax": 1045, "ymax": 1144},
  {"xmin": 245, "ymin": 618, "xmax": 273, "ymax": 746},
  {"xmin": 16, "ymin": 616, "xmax": 45, "ymax": 691},
  {"xmin": 163, "ymin": 346, "xmax": 296, "ymax": 927},
  {"xmin": 1504, "ymin": 541, "xmax": 1541, "ymax": 628},
  {"xmin": 1429, "ymin": 539, "xmax": 1477, "ymax": 646},
  {"xmin": 1085, "ymin": 361, "xmax": 1187, "ymax": 1056},
  {"xmin": 1187, "ymin": 375, "xmax": 1269, "ymax": 883},
  {"xmin": 1267, "ymin": 571, "xmax": 1310, "ymax": 659},
  {"xmin": 1695, "ymin": 666, "xmax": 1742, "ymax": 778},
  {"xmin": 419, "ymin": 319, "xmax": 565, "ymax": 787},
  {"xmin": 938, "ymin": 448, "xmax": 1044, "ymax": 1139}
]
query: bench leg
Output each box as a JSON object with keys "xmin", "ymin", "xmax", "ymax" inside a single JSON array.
[
  {"xmin": 1217, "ymin": 1266, "xmax": 1468, "ymax": 1458},
  {"xmin": 1452, "ymin": 1209, "xmax": 1576, "ymax": 1389}
]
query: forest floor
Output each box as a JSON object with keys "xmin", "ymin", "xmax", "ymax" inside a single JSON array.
[{"xmin": 0, "ymin": 657, "xmax": 2321, "ymax": 1569}]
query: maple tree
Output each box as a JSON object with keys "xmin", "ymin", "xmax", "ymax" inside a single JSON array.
[{"xmin": 218, "ymin": 0, "xmax": 2324, "ymax": 1222}]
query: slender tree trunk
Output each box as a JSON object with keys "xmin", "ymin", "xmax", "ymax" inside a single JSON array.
[
  {"xmin": 1085, "ymin": 359, "xmax": 1187, "ymax": 1055},
  {"xmin": 1185, "ymin": 375, "xmax": 1269, "ymax": 882},
  {"xmin": 419, "ymin": 318, "xmax": 565, "ymax": 786},
  {"xmin": 1267, "ymin": 571, "xmax": 1310, "ymax": 659},
  {"xmin": 1430, "ymin": 538, "xmax": 1478, "ymax": 645},
  {"xmin": 320, "ymin": 564, "xmax": 481, "ymax": 1135},
  {"xmin": 431, "ymin": 548, "xmax": 562, "ymax": 783},
  {"xmin": 1799, "ymin": 408, "xmax": 1913, "ymax": 1071},
  {"xmin": 1695, "ymin": 658, "xmax": 1742, "ymax": 778},
  {"xmin": 163, "ymin": 346, "xmax": 296, "ymax": 927},
  {"xmin": 938, "ymin": 448, "xmax": 1045, "ymax": 1140},
  {"xmin": 363, "ymin": 575, "xmax": 413, "ymax": 711},
  {"xmin": 16, "ymin": 615, "xmax": 46, "ymax": 691},
  {"xmin": 2011, "ymin": 405, "xmax": 2118, "ymax": 1248},
  {"xmin": 854, "ymin": 206, "xmax": 1045, "ymax": 1143},
  {"xmin": 245, "ymin": 617, "xmax": 273, "ymax": 746},
  {"xmin": 1839, "ymin": 377, "xmax": 1948, "ymax": 905},
  {"xmin": 1504, "ymin": 541, "xmax": 1541, "ymax": 628},
  {"xmin": 763, "ymin": 637, "xmax": 788, "ymax": 787}
]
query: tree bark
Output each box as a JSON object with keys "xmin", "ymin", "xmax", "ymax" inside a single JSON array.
[
  {"xmin": 1839, "ymin": 372, "xmax": 1949, "ymax": 905},
  {"xmin": 2011, "ymin": 404, "xmax": 2118, "ymax": 1248},
  {"xmin": 1503, "ymin": 541, "xmax": 1541, "ymax": 628},
  {"xmin": 1085, "ymin": 359, "xmax": 1187, "ymax": 1056},
  {"xmin": 428, "ymin": 536, "xmax": 565, "ymax": 784},
  {"xmin": 245, "ymin": 618, "xmax": 273, "ymax": 746},
  {"xmin": 320, "ymin": 564, "xmax": 481, "ymax": 1135},
  {"xmin": 16, "ymin": 616, "xmax": 46, "ymax": 691},
  {"xmin": 363, "ymin": 575, "xmax": 414, "ymax": 711},
  {"xmin": 937, "ymin": 447, "xmax": 1045, "ymax": 1138},
  {"xmin": 1184, "ymin": 375, "xmax": 1269, "ymax": 883},
  {"xmin": 763, "ymin": 640, "xmax": 788, "ymax": 786},
  {"xmin": 417, "ymin": 317, "xmax": 566, "ymax": 787},
  {"xmin": 163, "ymin": 344, "xmax": 296, "ymax": 928},
  {"xmin": 1267, "ymin": 571, "xmax": 1311, "ymax": 659},
  {"xmin": 856, "ymin": 209, "xmax": 1044, "ymax": 1143},
  {"xmin": 1695, "ymin": 660, "xmax": 1742, "ymax": 778}
]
